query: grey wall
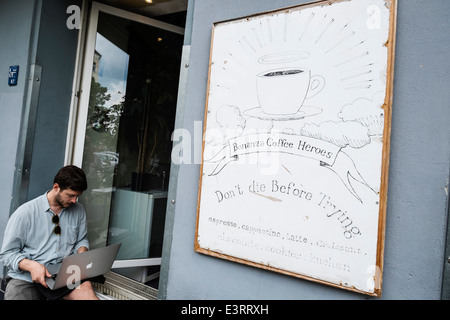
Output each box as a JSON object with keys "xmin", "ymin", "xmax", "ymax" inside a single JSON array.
[
  {"xmin": 385, "ymin": 0, "xmax": 450, "ymax": 299},
  {"xmin": 27, "ymin": 0, "xmax": 81, "ymax": 200},
  {"xmin": 0, "ymin": 0, "xmax": 41, "ymax": 278},
  {"xmin": 161, "ymin": 0, "xmax": 450, "ymax": 299},
  {"xmin": 0, "ymin": 0, "xmax": 80, "ymax": 277}
]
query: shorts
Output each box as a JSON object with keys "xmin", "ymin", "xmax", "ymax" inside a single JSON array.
[
  {"xmin": 4, "ymin": 278, "xmax": 46, "ymax": 300},
  {"xmin": 4, "ymin": 275, "xmax": 105, "ymax": 300}
]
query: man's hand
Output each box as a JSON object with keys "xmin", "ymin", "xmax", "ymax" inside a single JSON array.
[
  {"xmin": 18, "ymin": 259, "xmax": 52, "ymax": 288},
  {"xmin": 77, "ymin": 246, "xmax": 88, "ymax": 254}
]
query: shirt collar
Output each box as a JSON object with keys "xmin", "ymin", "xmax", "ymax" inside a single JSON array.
[
  {"xmin": 40, "ymin": 191, "xmax": 55, "ymax": 215},
  {"xmin": 41, "ymin": 191, "xmax": 70, "ymax": 216}
]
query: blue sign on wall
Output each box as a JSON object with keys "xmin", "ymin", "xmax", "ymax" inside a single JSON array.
[{"xmin": 8, "ymin": 65, "xmax": 19, "ymax": 86}]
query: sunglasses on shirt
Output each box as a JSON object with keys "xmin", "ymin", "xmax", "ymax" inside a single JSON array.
[{"xmin": 52, "ymin": 214, "xmax": 61, "ymax": 235}]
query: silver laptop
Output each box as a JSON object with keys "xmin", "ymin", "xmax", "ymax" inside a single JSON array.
[{"xmin": 45, "ymin": 243, "xmax": 121, "ymax": 290}]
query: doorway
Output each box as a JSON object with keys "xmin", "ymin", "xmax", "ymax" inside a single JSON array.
[{"xmin": 70, "ymin": 2, "xmax": 184, "ymax": 288}]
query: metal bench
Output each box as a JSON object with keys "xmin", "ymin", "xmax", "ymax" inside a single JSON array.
[{"xmin": 93, "ymin": 271, "xmax": 158, "ymax": 300}]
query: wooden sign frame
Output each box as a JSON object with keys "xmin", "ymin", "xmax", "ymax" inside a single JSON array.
[{"xmin": 195, "ymin": 0, "xmax": 397, "ymax": 297}]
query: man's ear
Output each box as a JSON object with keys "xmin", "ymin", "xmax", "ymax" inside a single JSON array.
[{"xmin": 53, "ymin": 183, "xmax": 61, "ymax": 192}]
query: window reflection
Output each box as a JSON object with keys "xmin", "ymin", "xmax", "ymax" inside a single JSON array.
[{"xmin": 79, "ymin": 12, "xmax": 182, "ymax": 263}]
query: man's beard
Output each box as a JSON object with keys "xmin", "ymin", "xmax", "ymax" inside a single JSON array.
[{"xmin": 55, "ymin": 193, "xmax": 74, "ymax": 208}]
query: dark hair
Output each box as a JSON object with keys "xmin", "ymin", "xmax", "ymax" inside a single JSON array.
[{"xmin": 54, "ymin": 165, "xmax": 87, "ymax": 192}]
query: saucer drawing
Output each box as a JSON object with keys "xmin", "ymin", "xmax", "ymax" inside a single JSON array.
[{"xmin": 244, "ymin": 106, "xmax": 322, "ymax": 121}]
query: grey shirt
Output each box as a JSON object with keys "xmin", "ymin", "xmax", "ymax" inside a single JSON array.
[{"xmin": 0, "ymin": 192, "xmax": 89, "ymax": 283}]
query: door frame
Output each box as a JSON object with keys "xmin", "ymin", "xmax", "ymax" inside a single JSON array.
[{"xmin": 65, "ymin": 1, "xmax": 184, "ymax": 270}]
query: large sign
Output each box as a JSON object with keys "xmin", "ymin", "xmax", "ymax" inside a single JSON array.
[{"xmin": 196, "ymin": 0, "xmax": 397, "ymax": 296}]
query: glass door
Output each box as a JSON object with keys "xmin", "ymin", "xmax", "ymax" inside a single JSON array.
[{"xmin": 71, "ymin": 2, "xmax": 184, "ymax": 284}]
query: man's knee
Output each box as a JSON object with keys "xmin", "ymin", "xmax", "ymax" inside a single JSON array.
[
  {"xmin": 79, "ymin": 280, "xmax": 94, "ymax": 291},
  {"xmin": 64, "ymin": 280, "xmax": 99, "ymax": 300}
]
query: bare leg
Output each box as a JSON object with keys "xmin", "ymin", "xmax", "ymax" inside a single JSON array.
[{"xmin": 63, "ymin": 281, "xmax": 99, "ymax": 300}]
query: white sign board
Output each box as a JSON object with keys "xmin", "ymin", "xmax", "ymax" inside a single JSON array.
[{"xmin": 196, "ymin": 0, "xmax": 397, "ymax": 296}]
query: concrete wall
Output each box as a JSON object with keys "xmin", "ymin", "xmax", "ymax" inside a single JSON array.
[
  {"xmin": 161, "ymin": 0, "xmax": 450, "ymax": 299},
  {"xmin": 27, "ymin": 0, "xmax": 81, "ymax": 200},
  {"xmin": 0, "ymin": 0, "xmax": 41, "ymax": 278},
  {"xmin": 0, "ymin": 0, "xmax": 80, "ymax": 277}
]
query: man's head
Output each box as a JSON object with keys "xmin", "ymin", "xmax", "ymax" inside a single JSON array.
[{"xmin": 52, "ymin": 165, "xmax": 87, "ymax": 208}]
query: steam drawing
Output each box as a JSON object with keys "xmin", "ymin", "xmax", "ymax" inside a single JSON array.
[{"xmin": 203, "ymin": 4, "xmax": 388, "ymax": 202}]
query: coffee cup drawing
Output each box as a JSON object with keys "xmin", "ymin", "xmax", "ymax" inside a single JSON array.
[{"xmin": 256, "ymin": 67, "xmax": 325, "ymax": 115}]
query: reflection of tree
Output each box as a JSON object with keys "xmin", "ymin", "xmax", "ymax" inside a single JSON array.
[
  {"xmin": 90, "ymin": 77, "xmax": 111, "ymax": 107},
  {"xmin": 86, "ymin": 77, "xmax": 124, "ymax": 151},
  {"xmin": 90, "ymin": 103, "xmax": 123, "ymax": 136},
  {"xmin": 83, "ymin": 78, "xmax": 123, "ymax": 191}
]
